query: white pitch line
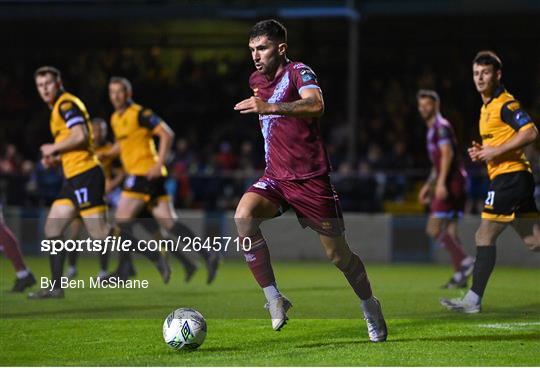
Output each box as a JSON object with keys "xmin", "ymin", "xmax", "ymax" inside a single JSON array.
[{"xmin": 478, "ymin": 322, "xmax": 540, "ymax": 330}]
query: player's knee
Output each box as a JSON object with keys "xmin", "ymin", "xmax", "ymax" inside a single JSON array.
[
  {"xmin": 475, "ymin": 228, "xmax": 490, "ymax": 245},
  {"xmin": 44, "ymin": 222, "xmax": 62, "ymax": 239},
  {"xmin": 325, "ymin": 247, "xmax": 350, "ymax": 269},
  {"xmin": 234, "ymin": 206, "xmax": 257, "ymax": 232}
]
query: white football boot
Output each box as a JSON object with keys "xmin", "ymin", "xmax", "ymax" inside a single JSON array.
[
  {"xmin": 264, "ymin": 296, "xmax": 292, "ymax": 331},
  {"xmin": 440, "ymin": 297, "xmax": 481, "ymax": 313},
  {"xmin": 362, "ymin": 296, "xmax": 388, "ymax": 342}
]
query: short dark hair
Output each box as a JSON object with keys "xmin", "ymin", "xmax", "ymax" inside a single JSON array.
[
  {"xmin": 34, "ymin": 66, "xmax": 61, "ymax": 80},
  {"xmin": 109, "ymin": 76, "xmax": 132, "ymax": 94},
  {"xmin": 416, "ymin": 89, "xmax": 440, "ymax": 103},
  {"xmin": 249, "ymin": 19, "xmax": 287, "ymax": 43},
  {"xmin": 473, "ymin": 50, "xmax": 502, "ymax": 71}
]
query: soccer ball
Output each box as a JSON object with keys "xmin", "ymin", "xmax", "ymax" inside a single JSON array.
[{"xmin": 163, "ymin": 308, "xmax": 207, "ymax": 350}]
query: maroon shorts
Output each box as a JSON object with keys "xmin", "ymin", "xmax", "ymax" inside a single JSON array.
[
  {"xmin": 430, "ymin": 176, "xmax": 466, "ymax": 219},
  {"xmin": 247, "ymin": 174, "xmax": 345, "ymax": 236}
]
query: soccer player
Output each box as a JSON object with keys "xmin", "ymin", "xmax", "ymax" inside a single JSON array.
[
  {"xmin": 65, "ymin": 117, "xmax": 123, "ymax": 280},
  {"xmin": 233, "ymin": 20, "xmax": 387, "ymax": 342},
  {"xmin": 416, "ymin": 90, "xmax": 474, "ymax": 288},
  {"xmin": 29, "ymin": 66, "xmax": 111, "ymax": 298},
  {"xmin": 0, "ymin": 203, "xmax": 36, "ymax": 291},
  {"xmin": 102, "ymin": 77, "xmax": 219, "ymax": 283},
  {"xmin": 441, "ymin": 51, "xmax": 539, "ymax": 313}
]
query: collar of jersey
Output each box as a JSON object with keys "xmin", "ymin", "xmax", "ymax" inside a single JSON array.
[{"xmin": 484, "ymin": 84, "xmax": 505, "ymax": 106}]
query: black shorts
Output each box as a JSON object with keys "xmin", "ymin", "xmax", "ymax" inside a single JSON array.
[
  {"xmin": 482, "ymin": 171, "xmax": 538, "ymax": 222},
  {"xmin": 55, "ymin": 165, "xmax": 106, "ymax": 216},
  {"xmin": 121, "ymin": 175, "xmax": 169, "ymax": 204}
]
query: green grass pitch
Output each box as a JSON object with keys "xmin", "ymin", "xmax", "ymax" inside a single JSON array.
[{"xmin": 1, "ymin": 256, "xmax": 539, "ymax": 366}]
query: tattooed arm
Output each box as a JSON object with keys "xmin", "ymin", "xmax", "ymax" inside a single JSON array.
[{"xmin": 234, "ymin": 88, "xmax": 324, "ymax": 118}]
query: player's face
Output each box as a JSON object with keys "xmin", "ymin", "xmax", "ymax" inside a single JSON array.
[
  {"xmin": 109, "ymin": 82, "xmax": 129, "ymax": 110},
  {"xmin": 35, "ymin": 74, "xmax": 60, "ymax": 105},
  {"xmin": 473, "ymin": 63, "xmax": 501, "ymax": 95},
  {"xmin": 92, "ymin": 122, "xmax": 106, "ymax": 145},
  {"xmin": 249, "ymin": 35, "xmax": 284, "ymax": 76},
  {"xmin": 417, "ymin": 97, "xmax": 436, "ymax": 122}
]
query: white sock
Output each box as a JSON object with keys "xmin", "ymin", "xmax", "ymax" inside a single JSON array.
[
  {"xmin": 16, "ymin": 269, "xmax": 29, "ymax": 279},
  {"xmin": 461, "ymin": 256, "xmax": 475, "ymax": 267},
  {"xmin": 263, "ymin": 283, "xmax": 281, "ymax": 302},
  {"xmin": 464, "ymin": 290, "xmax": 481, "ymax": 305},
  {"xmin": 453, "ymin": 271, "xmax": 464, "ymax": 282}
]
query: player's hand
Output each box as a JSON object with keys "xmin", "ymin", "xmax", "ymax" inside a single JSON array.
[
  {"xmin": 41, "ymin": 156, "xmax": 51, "ymax": 169},
  {"xmin": 41, "ymin": 153, "xmax": 59, "ymax": 169},
  {"xmin": 435, "ymin": 182, "xmax": 448, "ymax": 200},
  {"xmin": 146, "ymin": 163, "xmax": 162, "ymax": 180},
  {"xmin": 418, "ymin": 183, "xmax": 431, "ymax": 205},
  {"xmin": 468, "ymin": 141, "xmax": 482, "ymax": 162},
  {"xmin": 234, "ymin": 96, "xmax": 272, "ymax": 114},
  {"xmin": 96, "ymin": 151, "xmax": 108, "ymax": 162},
  {"xmin": 524, "ymin": 224, "xmax": 540, "ymax": 252},
  {"xmin": 40, "ymin": 143, "xmax": 57, "ymax": 157},
  {"xmin": 475, "ymin": 145, "xmax": 500, "ymax": 162}
]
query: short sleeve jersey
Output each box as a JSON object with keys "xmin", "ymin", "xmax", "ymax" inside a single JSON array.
[{"xmin": 249, "ymin": 60, "xmax": 331, "ymax": 180}]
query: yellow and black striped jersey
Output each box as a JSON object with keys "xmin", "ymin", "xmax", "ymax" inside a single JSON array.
[
  {"xmin": 50, "ymin": 91, "xmax": 98, "ymax": 178},
  {"xmin": 479, "ymin": 86, "xmax": 535, "ymax": 180},
  {"xmin": 110, "ymin": 102, "xmax": 167, "ymax": 176}
]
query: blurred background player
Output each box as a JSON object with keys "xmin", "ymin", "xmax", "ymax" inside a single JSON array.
[
  {"xmin": 233, "ymin": 19, "xmax": 386, "ymax": 342},
  {"xmin": 65, "ymin": 117, "xmax": 124, "ymax": 280},
  {"xmin": 416, "ymin": 90, "xmax": 474, "ymax": 288},
  {"xmin": 102, "ymin": 77, "xmax": 219, "ymax": 283},
  {"xmin": 29, "ymin": 66, "xmax": 111, "ymax": 299},
  {"xmin": 441, "ymin": 51, "xmax": 539, "ymax": 313},
  {"xmin": 0, "ymin": 203, "xmax": 35, "ymax": 291}
]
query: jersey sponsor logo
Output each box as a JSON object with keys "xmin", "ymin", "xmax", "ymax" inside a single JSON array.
[{"xmin": 481, "ymin": 134, "xmax": 493, "ymax": 139}]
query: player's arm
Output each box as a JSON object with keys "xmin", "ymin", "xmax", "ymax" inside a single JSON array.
[
  {"xmin": 435, "ymin": 143, "xmax": 453, "ymax": 199},
  {"xmin": 418, "ymin": 167, "xmax": 435, "ymax": 204},
  {"xmin": 234, "ymin": 88, "xmax": 324, "ymax": 118},
  {"xmin": 475, "ymin": 101, "xmax": 538, "ymax": 162},
  {"xmin": 152, "ymin": 122, "xmax": 175, "ymax": 170},
  {"xmin": 137, "ymin": 108, "xmax": 174, "ymax": 179},
  {"xmin": 105, "ymin": 167, "xmax": 125, "ymax": 194},
  {"xmin": 41, "ymin": 101, "xmax": 90, "ymax": 157},
  {"xmin": 97, "ymin": 142, "xmax": 120, "ymax": 162}
]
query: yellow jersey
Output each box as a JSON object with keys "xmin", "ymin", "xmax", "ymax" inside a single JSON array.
[
  {"xmin": 110, "ymin": 102, "xmax": 167, "ymax": 176},
  {"xmin": 50, "ymin": 91, "xmax": 98, "ymax": 179},
  {"xmin": 479, "ymin": 86, "xmax": 535, "ymax": 180}
]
